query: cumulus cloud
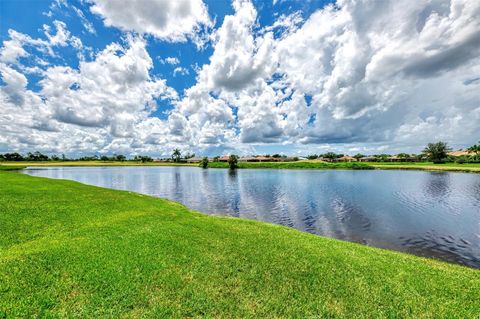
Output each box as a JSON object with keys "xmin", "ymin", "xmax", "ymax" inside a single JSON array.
[
  {"xmin": 200, "ymin": 0, "xmax": 276, "ymax": 92},
  {"xmin": 154, "ymin": 0, "xmax": 480, "ymax": 150},
  {"xmin": 268, "ymin": 0, "xmax": 480, "ymax": 148},
  {"xmin": 0, "ymin": 20, "xmax": 82, "ymax": 65},
  {"xmin": 0, "ymin": 36, "xmax": 179, "ymax": 154},
  {"xmin": 89, "ymin": 0, "xmax": 212, "ymax": 43}
]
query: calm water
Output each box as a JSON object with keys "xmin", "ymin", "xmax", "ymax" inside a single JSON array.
[{"xmin": 23, "ymin": 166, "xmax": 480, "ymax": 268}]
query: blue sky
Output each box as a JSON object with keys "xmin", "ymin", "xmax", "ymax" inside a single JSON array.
[{"xmin": 0, "ymin": 0, "xmax": 479, "ymax": 156}]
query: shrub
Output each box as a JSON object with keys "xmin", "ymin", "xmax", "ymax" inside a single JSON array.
[
  {"xmin": 200, "ymin": 157, "xmax": 209, "ymax": 169},
  {"xmin": 423, "ymin": 141, "xmax": 451, "ymax": 163},
  {"xmin": 228, "ymin": 155, "xmax": 238, "ymax": 169}
]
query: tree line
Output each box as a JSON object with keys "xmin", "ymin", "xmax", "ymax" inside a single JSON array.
[
  {"xmin": 1, "ymin": 141, "xmax": 479, "ymax": 164},
  {"xmin": 0, "ymin": 152, "xmax": 153, "ymax": 163},
  {"xmin": 305, "ymin": 141, "xmax": 480, "ymax": 164}
]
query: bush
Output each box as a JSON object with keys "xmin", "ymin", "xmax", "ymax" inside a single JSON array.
[
  {"xmin": 200, "ymin": 157, "xmax": 209, "ymax": 169},
  {"xmin": 423, "ymin": 141, "xmax": 451, "ymax": 163},
  {"xmin": 227, "ymin": 155, "xmax": 238, "ymax": 169}
]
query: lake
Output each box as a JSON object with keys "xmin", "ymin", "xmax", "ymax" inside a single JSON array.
[{"xmin": 23, "ymin": 166, "xmax": 480, "ymax": 268}]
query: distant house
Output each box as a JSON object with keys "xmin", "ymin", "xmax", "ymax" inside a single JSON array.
[
  {"xmin": 256, "ymin": 156, "xmax": 277, "ymax": 162},
  {"xmin": 388, "ymin": 155, "xmax": 417, "ymax": 162},
  {"xmin": 219, "ymin": 155, "xmax": 230, "ymax": 162},
  {"xmin": 359, "ymin": 156, "xmax": 378, "ymax": 162},
  {"xmin": 239, "ymin": 156, "xmax": 277, "ymax": 162},
  {"xmin": 337, "ymin": 155, "xmax": 356, "ymax": 162},
  {"xmin": 448, "ymin": 150, "xmax": 471, "ymax": 157},
  {"xmin": 186, "ymin": 157, "xmax": 203, "ymax": 163},
  {"xmin": 239, "ymin": 156, "xmax": 258, "ymax": 162}
]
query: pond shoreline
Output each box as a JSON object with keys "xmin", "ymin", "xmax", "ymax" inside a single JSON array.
[{"xmin": 2, "ymin": 160, "xmax": 480, "ymax": 173}]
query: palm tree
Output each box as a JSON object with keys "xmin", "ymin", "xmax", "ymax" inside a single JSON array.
[
  {"xmin": 467, "ymin": 141, "xmax": 480, "ymax": 155},
  {"xmin": 422, "ymin": 142, "xmax": 451, "ymax": 163},
  {"xmin": 172, "ymin": 149, "xmax": 181, "ymax": 163}
]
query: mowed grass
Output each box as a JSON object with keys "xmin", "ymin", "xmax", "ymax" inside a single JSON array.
[
  {"xmin": 4, "ymin": 160, "xmax": 480, "ymax": 172},
  {"xmin": 371, "ymin": 162, "xmax": 480, "ymax": 173},
  {"xmin": 208, "ymin": 160, "xmax": 373, "ymax": 170},
  {"xmin": 0, "ymin": 171, "xmax": 479, "ymax": 318},
  {"xmin": 0, "ymin": 160, "xmax": 373, "ymax": 170},
  {"xmin": 0, "ymin": 161, "xmax": 196, "ymax": 167}
]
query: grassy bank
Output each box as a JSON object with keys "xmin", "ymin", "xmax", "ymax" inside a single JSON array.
[
  {"xmin": 3, "ymin": 160, "xmax": 480, "ymax": 172},
  {"xmin": 209, "ymin": 160, "xmax": 373, "ymax": 170},
  {"xmin": 371, "ymin": 161, "xmax": 480, "ymax": 173},
  {"xmin": 0, "ymin": 160, "xmax": 372, "ymax": 170},
  {"xmin": 0, "ymin": 160, "xmax": 196, "ymax": 167},
  {"xmin": 0, "ymin": 171, "xmax": 478, "ymax": 318}
]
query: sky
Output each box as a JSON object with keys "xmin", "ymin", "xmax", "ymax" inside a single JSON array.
[{"xmin": 0, "ymin": 0, "xmax": 479, "ymax": 157}]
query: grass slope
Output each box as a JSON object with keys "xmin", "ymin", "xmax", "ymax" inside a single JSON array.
[
  {"xmin": 208, "ymin": 161, "xmax": 373, "ymax": 170},
  {"xmin": 0, "ymin": 161, "xmax": 195, "ymax": 167},
  {"xmin": 0, "ymin": 160, "xmax": 373, "ymax": 170},
  {"xmin": 371, "ymin": 162, "xmax": 480, "ymax": 173},
  {"xmin": 0, "ymin": 171, "xmax": 479, "ymax": 318},
  {"xmin": 3, "ymin": 160, "xmax": 480, "ymax": 172}
]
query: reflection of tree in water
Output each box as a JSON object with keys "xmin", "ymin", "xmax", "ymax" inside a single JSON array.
[
  {"xmin": 423, "ymin": 172, "xmax": 451, "ymax": 198},
  {"xmin": 227, "ymin": 169, "xmax": 241, "ymax": 216},
  {"xmin": 172, "ymin": 167, "xmax": 184, "ymax": 202},
  {"xmin": 228, "ymin": 168, "xmax": 238, "ymax": 179}
]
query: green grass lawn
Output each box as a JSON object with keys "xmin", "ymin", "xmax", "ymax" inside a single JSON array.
[
  {"xmin": 0, "ymin": 171, "xmax": 478, "ymax": 318},
  {"xmin": 0, "ymin": 160, "xmax": 373, "ymax": 170},
  {"xmin": 208, "ymin": 161, "xmax": 373, "ymax": 170},
  {"xmin": 371, "ymin": 161, "xmax": 480, "ymax": 172},
  {"xmin": 3, "ymin": 160, "xmax": 480, "ymax": 172},
  {"xmin": 0, "ymin": 161, "xmax": 196, "ymax": 167}
]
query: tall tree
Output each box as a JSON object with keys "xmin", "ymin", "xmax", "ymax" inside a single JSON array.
[
  {"xmin": 422, "ymin": 142, "xmax": 451, "ymax": 163},
  {"xmin": 322, "ymin": 152, "xmax": 337, "ymax": 161},
  {"xmin": 228, "ymin": 155, "xmax": 238, "ymax": 170},
  {"xmin": 353, "ymin": 153, "xmax": 365, "ymax": 161},
  {"xmin": 172, "ymin": 149, "xmax": 181, "ymax": 163}
]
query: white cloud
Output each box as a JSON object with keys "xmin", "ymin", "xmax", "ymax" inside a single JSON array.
[
  {"xmin": 43, "ymin": 20, "xmax": 70, "ymax": 47},
  {"xmin": 89, "ymin": 0, "xmax": 212, "ymax": 43},
  {"xmin": 158, "ymin": 0, "xmax": 480, "ymax": 150},
  {"xmin": 200, "ymin": 0, "xmax": 276, "ymax": 92},
  {"xmin": 268, "ymin": 0, "xmax": 480, "ymax": 148},
  {"xmin": 0, "ymin": 30, "xmax": 30, "ymax": 64},
  {"xmin": 173, "ymin": 66, "xmax": 189, "ymax": 77},
  {"xmin": 72, "ymin": 6, "xmax": 97, "ymax": 34},
  {"xmin": 0, "ymin": 20, "xmax": 82, "ymax": 65},
  {"xmin": 159, "ymin": 56, "xmax": 180, "ymax": 65},
  {"xmin": 0, "ymin": 36, "xmax": 179, "ymax": 155}
]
